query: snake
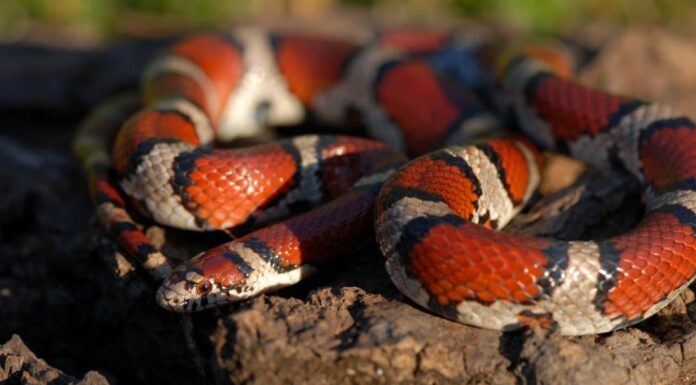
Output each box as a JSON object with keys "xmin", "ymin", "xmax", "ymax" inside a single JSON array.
[{"xmin": 73, "ymin": 26, "xmax": 696, "ymax": 336}]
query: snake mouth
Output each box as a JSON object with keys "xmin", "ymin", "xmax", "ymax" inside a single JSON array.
[{"xmin": 157, "ymin": 281, "xmax": 240, "ymax": 312}]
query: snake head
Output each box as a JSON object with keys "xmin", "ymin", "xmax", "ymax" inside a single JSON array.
[
  {"xmin": 156, "ymin": 243, "xmax": 318, "ymax": 312},
  {"xmin": 156, "ymin": 249, "xmax": 253, "ymax": 312}
]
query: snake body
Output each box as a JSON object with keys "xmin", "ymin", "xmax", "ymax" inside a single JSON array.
[{"xmin": 74, "ymin": 26, "xmax": 696, "ymax": 335}]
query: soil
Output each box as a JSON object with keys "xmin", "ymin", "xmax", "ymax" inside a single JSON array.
[{"xmin": 3, "ymin": 24, "xmax": 696, "ymax": 385}]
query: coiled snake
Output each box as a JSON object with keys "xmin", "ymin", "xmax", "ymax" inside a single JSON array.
[{"xmin": 74, "ymin": 27, "xmax": 696, "ymax": 335}]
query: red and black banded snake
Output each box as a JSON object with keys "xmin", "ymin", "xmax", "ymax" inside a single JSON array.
[{"xmin": 73, "ymin": 26, "xmax": 696, "ymax": 335}]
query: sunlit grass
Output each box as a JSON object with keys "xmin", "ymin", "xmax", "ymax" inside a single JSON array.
[
  {"xmin": 1, "ymin": 0, "xmax": 695, "ymax": 40},
  {"xmin": 450, "ymin": 0, "xmax": 696, "ymax": 34}
]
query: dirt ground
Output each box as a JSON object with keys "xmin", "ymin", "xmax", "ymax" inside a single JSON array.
[{"xmin": 3, "ymin": 22, "xmax": 696, "ymax": 385}]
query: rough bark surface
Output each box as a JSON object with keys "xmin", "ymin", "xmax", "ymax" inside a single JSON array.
[
  {"xmin": 3, "ymin": 26, "xmax": 696, "ymax": 385},
  {"xmin": 0, "ymin": 335, "xmax": 109, "ymax": 385}
]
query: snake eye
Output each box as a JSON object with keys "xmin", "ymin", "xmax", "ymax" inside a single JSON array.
[{"xmin": 196, "ymin": 280, "xmax": 212, "ymax": 295}]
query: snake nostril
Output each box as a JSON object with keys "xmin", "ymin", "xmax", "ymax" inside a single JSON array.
[{"xmin": 172, "ymin": 298, "xmax": 179, "ymax": 304}]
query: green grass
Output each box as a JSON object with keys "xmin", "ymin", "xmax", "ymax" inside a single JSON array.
[
  {"xmin": 0, "ymin": 0, "xmax": 254, "ymax": 38},
  {"xmin": 450, "ymin": 0, "xmax": 696, "ymax": 34},
  {"xmin": 1, "ymin": 0, "xmax": 694, "ymax": 39}
]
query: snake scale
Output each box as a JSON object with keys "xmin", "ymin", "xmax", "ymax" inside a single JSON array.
[{"xmin": 74, "ymin": 26, "xmax": 696, "ymax": 335}]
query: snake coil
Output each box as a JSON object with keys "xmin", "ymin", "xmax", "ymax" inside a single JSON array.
[{"xmin": 74, "ymin": 27, "xmax": 696, "ymax": 335}]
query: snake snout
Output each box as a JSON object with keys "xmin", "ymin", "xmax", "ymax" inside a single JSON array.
[{"xmin": 156, "ymin": 283, "xmax": 190, "ymax": 312}]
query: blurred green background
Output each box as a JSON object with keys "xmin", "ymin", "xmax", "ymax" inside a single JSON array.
[{"xmin": 1, "ymin": 0, "xmax": 694, "ymax": 41}]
